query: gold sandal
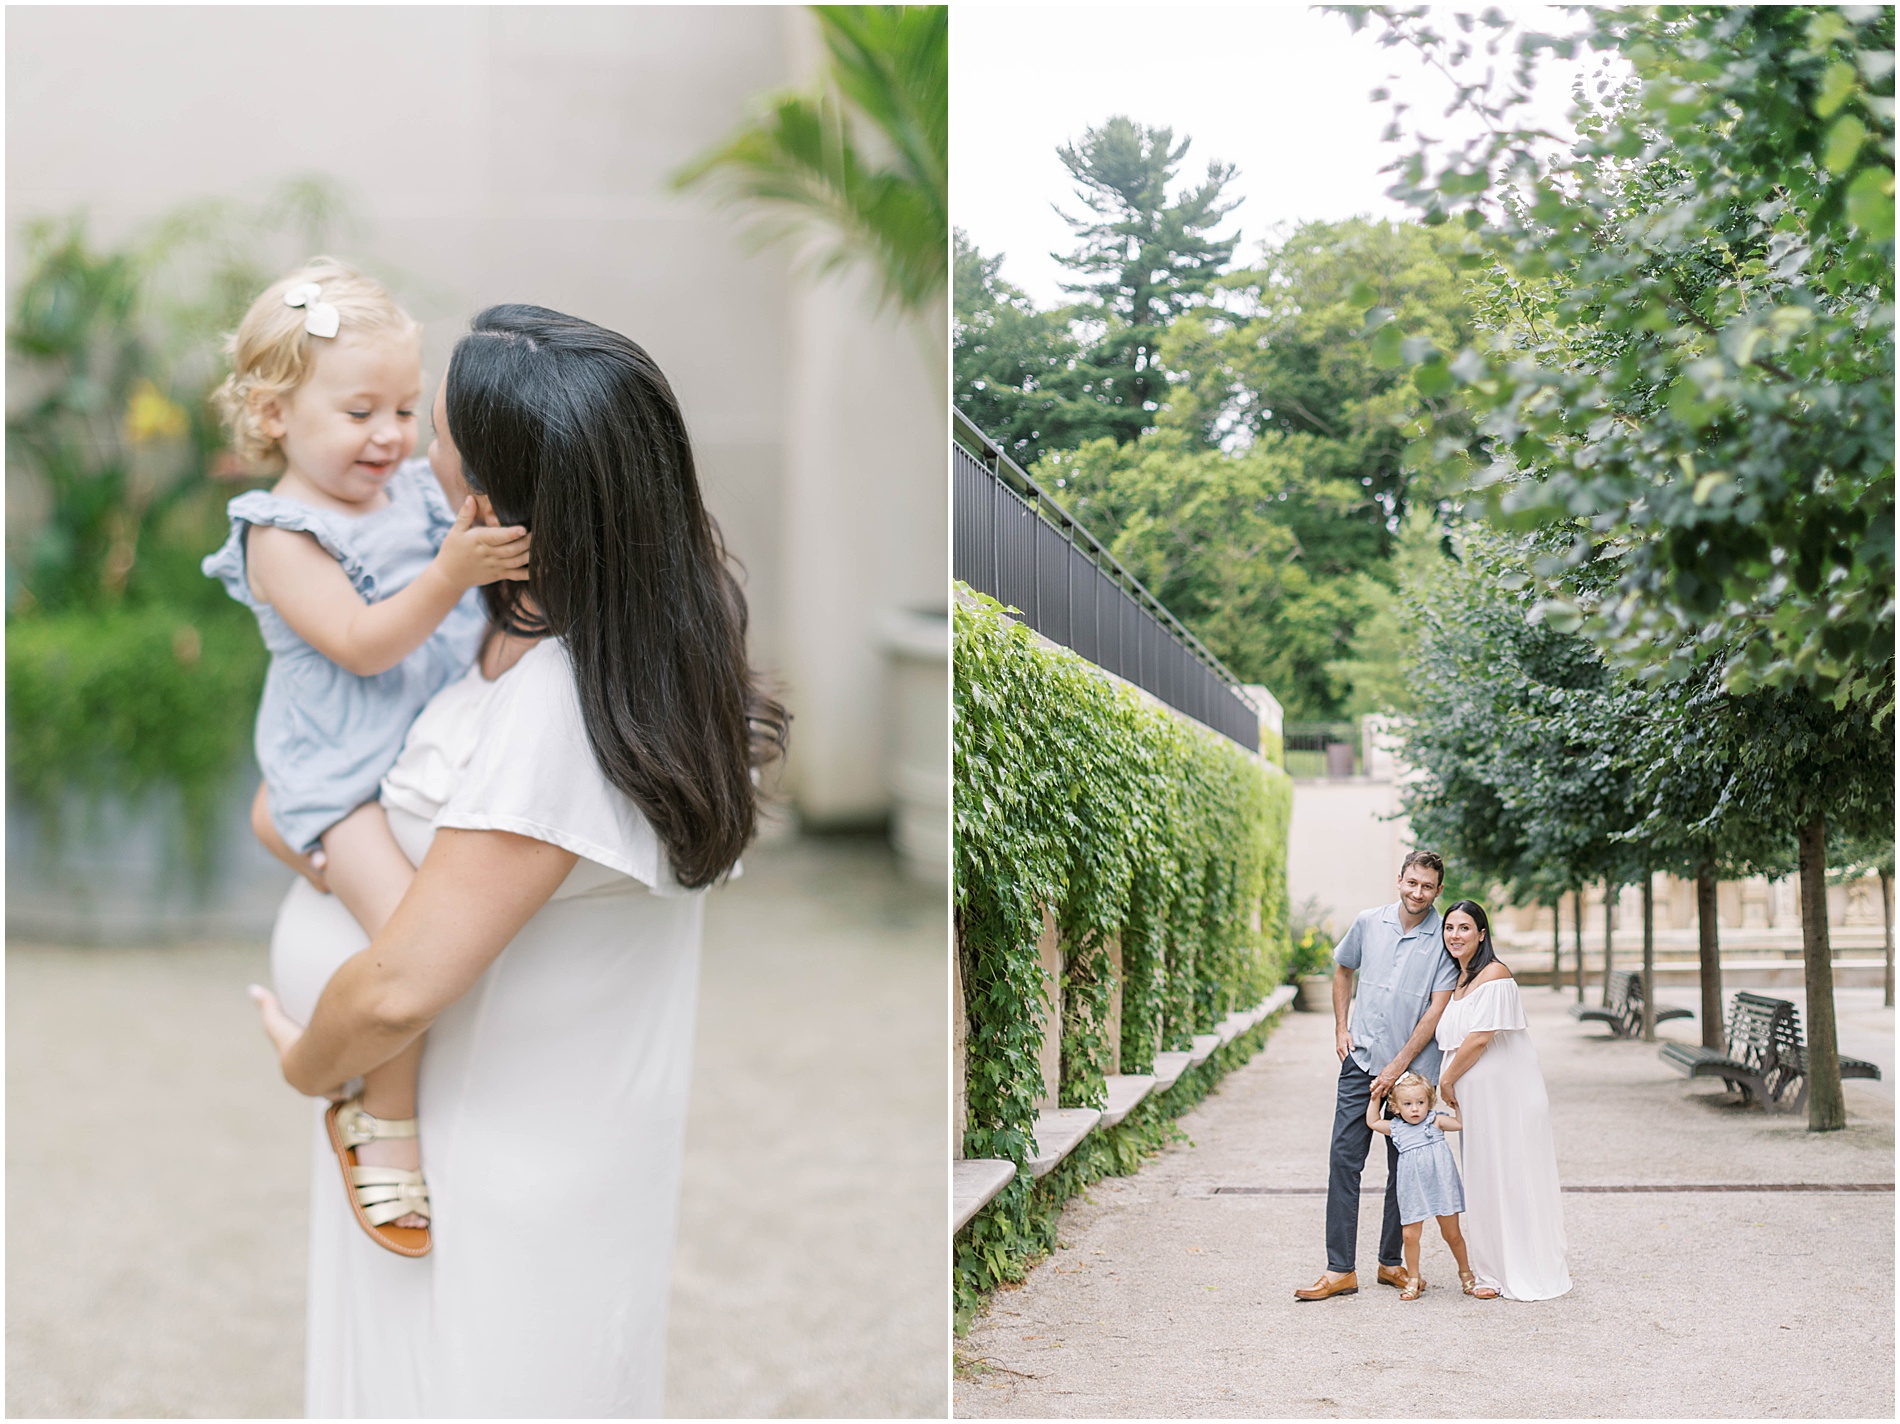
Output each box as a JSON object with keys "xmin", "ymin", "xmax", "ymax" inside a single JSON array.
[
  {"xmin": 1400, "ymin": 1273, "xmax": 1425, "ymax": 1301},
  {"xmin": 325, "ymin": 1098, "xmax": 432, "ymax": 1258},
  {"xmin": 1459, "ymin": 1270, "xmax": 1498, "ymax": 1299}
]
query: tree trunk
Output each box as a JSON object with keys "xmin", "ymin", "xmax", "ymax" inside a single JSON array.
[
  {"xmin": 1882, "ymin": 869, "xmax": 1893, "ymax": 1011},
  {"xmin": 1697, "ymin": 864, "xmax": 1723, "ymax": 1050},
  {"xmin": 1640, "ymin": 872, "xmax": 1656, "ymax": 1041},
  {"xmin": 1550, "ymin": 899, "xmax": 1561, "ymax": 991},
  {"xmin": 1601, "ymin": 878, "xmax": 1616, "ymax": 1006},
  {"xmin": 1572, "ymin": 889, "xmax": 1585, "ymax": 1002},
  {"xmin": 1797, "ymin": 812, "xmax": 1845, "ymax": 1132}
]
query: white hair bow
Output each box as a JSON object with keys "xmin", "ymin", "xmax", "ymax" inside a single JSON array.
[{"xmin": 284, "ymin": 282, "xmax": 341, "ymax": 339}]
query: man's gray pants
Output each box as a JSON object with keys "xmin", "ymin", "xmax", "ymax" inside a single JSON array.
[{"xmin": 1326, "ymin": 1060, "xmax": 1402, "ymax": 1274}]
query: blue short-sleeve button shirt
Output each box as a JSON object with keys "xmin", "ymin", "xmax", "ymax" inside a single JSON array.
[{"xmin": 1332, "ymin": 902, "xmax": 1459, "ymax": 1078}]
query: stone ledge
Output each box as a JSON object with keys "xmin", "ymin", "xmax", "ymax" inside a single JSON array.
[
  {"xmin": 1025, "ymin": 1107, "xmax": 1102, "ymax": 1178},
  {"xmin": 953, "ymin": 1158, "xmax": 1017, "ymax": 1232},
  {"xmin": 1150, "ymin": 1051, "xmax": 1193, "ymax": 1092},
  {"xmin": 1100, "ymin": 1074, "xmax": 1156, "ymax": 1128},
  {"xmin": 1187, "ymin": 1032, "xmax": 1223, "ymax": 1065}
]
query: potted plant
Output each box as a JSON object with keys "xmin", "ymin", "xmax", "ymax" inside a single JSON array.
[{"xmin": 1284, "ymin": 898, "xmax": 1336, "ymax": 1011}]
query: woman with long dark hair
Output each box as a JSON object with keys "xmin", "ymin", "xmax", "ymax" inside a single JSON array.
[
  {"xmin": 251, "ymin": 305, "xmax": 786, "ymax": 1415},
  {"xmin": 1434, "ymin": 900, "xmax": 1571, "ymax": 1301}
]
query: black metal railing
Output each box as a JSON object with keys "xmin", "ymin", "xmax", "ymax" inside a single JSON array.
[{"xmin": 953, "ymin": 409, "xmax": 1261, "ymax": 753}]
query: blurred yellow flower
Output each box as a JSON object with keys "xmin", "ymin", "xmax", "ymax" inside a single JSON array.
[{"xmin": 124, "ymin": 379, "xmax": 189, "ymax": 445}]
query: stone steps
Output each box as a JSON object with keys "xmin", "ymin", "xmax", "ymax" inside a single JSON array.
[{"xmin": 954, "ymin": 985, "xmax": 1297, "ymax": 1232}]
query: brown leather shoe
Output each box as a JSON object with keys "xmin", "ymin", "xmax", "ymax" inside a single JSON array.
[
  {"xmin": 1377, "ymin": 1264, "xmax": 1408, "ymax": 1289},
  {"xmin": 1293, "ymin": 1271, "xmax": 1358, "ymax": 1301}
]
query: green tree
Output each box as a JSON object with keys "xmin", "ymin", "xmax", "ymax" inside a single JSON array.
[
  {"xmin": 1625, "ymin": 664, "xmax": 1796, "ymax": 1042},
  {"xmin": 953, "ymin": 231, "xmax": 1107, "ymax": 470},
  {"xmin": 1325, "ymin": 506, "xmax": 1446, "ymax": 719},
  {"xmin": 1040, "ymin": 428, "xmax": 1384, "ymax": 717},
  {"xmin": 1829, "ymin": 830, "xmax": 1894, "ymax": 1008},
  {"xmin": 674, "ymin": 6, "xmax": 947, "ymax": 320},
  {"xmin": 1050, "ymin": 116, "xmax": 1241, "ymax": 446},
  {"xmin": 1397, "ymin": 524, "xmax": 1651, "ymax": 995},
  {"xmin": 1350, "ymin": 5, "xmax": 1894, "ymax": 709},
  {"xmin": 1164, "ymin": 218, "xmax": 1475, "ymax": 569},
  {"xmin": 1710, "ymin": 686, "xmax": 1893, "ymax": 1129}
]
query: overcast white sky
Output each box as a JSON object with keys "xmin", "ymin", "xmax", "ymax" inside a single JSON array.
[{"xmin": 953, "ymin": 2, "xmax": 1605, "ymax": 307}]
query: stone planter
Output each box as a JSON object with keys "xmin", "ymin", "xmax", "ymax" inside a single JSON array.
[
  {"xmin": 6, "ymin": 756, "xmax": 293, "ymax": 945},
  {"xmin": 880, "ymin": 606, "xmax": 948, "ymax": 884},
  {"xmin": 1295, "ymin": 974, "xmax": 1333, "ymax": 1012}
]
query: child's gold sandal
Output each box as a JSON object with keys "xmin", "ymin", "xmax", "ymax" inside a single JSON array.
[
  {"xmin": 1459, "ymin": 1270, "xmax": 1498, "ymax": 1299},
  {"xmin": 1400, "ymin": 1273, "xmax": 1425, "ymax": 1301},
  {"xmin": 326, "ymin": 1097, "xmax": 432, "ymax": 1258}
]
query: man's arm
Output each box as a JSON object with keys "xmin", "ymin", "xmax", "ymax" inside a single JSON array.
[
  {"xmin": 1372, "ymin": 987, "xmax": 1454, "ymax": 1097},
  {"xmin": 1332, "ymin": 963, "xmax": 1356, "ymax": 1063}
]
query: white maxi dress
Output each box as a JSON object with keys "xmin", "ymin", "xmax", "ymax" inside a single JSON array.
[
  {"xmin": 1435, "ymin": 977, "xmax": 1570, "ymax": 1301},
  {"xmin": 270, "ymin": 638, "xmax": 704, "ymax": 1417}
]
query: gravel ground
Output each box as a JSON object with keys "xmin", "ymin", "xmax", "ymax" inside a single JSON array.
[
  {"xmin": 956, "ymin": 983, "xmax": 1894, "ymax": 1419},
  {"xmin": 7, "ymin": 832, "xmax": 949, "ymax": 1419}
]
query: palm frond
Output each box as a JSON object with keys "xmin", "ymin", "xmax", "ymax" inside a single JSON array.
[{"xmin": 673, "ymin": 6, "xmax": 946, "ymax": 316}]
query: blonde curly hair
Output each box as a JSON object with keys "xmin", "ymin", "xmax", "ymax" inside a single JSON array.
[{"xmin": 211, "ymin": 257, "xmax": 419, "ymax": 469}]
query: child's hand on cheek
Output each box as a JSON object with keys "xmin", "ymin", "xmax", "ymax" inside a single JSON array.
[{"xmin": 436, "ymin": 497, "xmax": 531, "ymax": 589}]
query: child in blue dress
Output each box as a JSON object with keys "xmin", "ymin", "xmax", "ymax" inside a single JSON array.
[
  {"xmin": 205, "ymin": 259, "xmax": 529, "ymax": 1256},
  {"xmin": 1368, "ymin": 1070, "xmax": 1482, "ymax": 1300}
]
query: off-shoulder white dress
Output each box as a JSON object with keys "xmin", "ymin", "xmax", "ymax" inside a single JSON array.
[
  {"xmin": 1436, "ymin": 976, "xmax": 1571, "ymax": 1301},
  {"xmin": 271, "ymin": 638, "xmax": 703, "ymax": 1416}
]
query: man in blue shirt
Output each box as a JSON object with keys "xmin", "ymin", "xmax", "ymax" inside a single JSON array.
[{"xmin": 1294, "ymin": 849, "xmax": 1460, "ymax": 1301}]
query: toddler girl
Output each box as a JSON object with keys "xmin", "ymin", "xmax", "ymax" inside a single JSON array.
[
  {"xmin": 204, "ymin": 258, "xmax": 529, "ymax": 1257},
  {"xmin": 1368, "ymin": 1071, "xmax": 1484, "ymax": 1300}
]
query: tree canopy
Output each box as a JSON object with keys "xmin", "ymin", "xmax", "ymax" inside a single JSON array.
[{"xmin": 1350, "ymin": 4, "xmax": 1894, "ymax": 711}]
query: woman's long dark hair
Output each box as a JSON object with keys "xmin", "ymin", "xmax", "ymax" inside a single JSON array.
[
  {"xmin": 1443, "ymin": 899, "xmax": 1499, "ymax": 987},
  {"xmin": 446, "ymin": 304, "xmax": 788, "ymax": 888}
]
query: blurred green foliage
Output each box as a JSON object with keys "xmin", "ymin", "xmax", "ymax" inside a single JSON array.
[
  {"xmin": 7, "ymin": 608, "xmax": 267, "ymax": 872},
  {"xmin": 6, "ymin": 178, "xmax": 356, "ymax": 868},
  {"xmin": 674, "ymin": 6, "xmax": 947, "ymax": 317}
]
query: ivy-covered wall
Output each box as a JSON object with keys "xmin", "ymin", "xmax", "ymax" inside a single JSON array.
[{"xmin": 953, "ymin": 587, "xmax": 1292, "ymax": 1325}]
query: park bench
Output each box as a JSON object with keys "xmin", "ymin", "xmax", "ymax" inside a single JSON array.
[
  {"xmin": 1659, "ymin": 991, "xmax": 1882, "ymax": 1112},
  {"xmin": 1570, "ymin": 969, "xmax": 1693, "ymax": 1039}
]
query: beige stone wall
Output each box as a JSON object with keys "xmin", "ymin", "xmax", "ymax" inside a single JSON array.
[{"xmin": 1035, "ymin": 906, "xmax": 1062, "ymax": 1107}]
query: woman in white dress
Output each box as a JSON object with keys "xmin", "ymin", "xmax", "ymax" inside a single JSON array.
[
  {"xmin": 252, "ymin": 304, "xmax": 788, "ymax": 1416},
  {"xmin": 1435, "ymin": 899, "xmax": 1571, "ymax": 1302}
]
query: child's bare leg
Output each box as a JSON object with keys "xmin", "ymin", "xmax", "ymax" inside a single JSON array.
[
  {"xmin": 321, "ymin": 804, "xmax": 426, "ymax": 1227},
  {"xmin": 1401, "ymin": 1221, "xmax": 1423, "ymax": 1284},
  {"xmin": 1437, "ymin": 1214, "xmax": 1474, "ymax": 1278}
]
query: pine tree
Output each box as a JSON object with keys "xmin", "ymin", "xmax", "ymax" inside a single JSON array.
[{"xmin": 1051, "ymin": 117, "xmax": 1240, "ymax": 445}]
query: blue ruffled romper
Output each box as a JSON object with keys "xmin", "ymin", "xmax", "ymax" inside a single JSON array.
[
  {"xmin": 202, "ymin": 457, "xmax": 487, "ymax": 853},
  {"xmin": 1389, "ymin": 1114, "xmax": 1466, "ymax": 1225}
]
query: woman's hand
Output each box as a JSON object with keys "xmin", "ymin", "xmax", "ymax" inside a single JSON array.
[
  {"xmin": 248, "ymin": 985, "xmax": 346, "ymax": 1100},
  {"xmin": 1440, "ymin": 1081, "xmax": 1459, "ymax": 1112},
  {"xmin": 251, "ymin": 781, "xmax": 331, "ymax": 893}
]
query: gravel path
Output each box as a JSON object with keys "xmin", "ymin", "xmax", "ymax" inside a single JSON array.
[
  {"xmin": 955, "ymin": 983, "xmax": 1894, "ymax": 1418},
  {"xmin": 7, "ymin": 833, "xmax": 947, "ymax": 1418}
]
